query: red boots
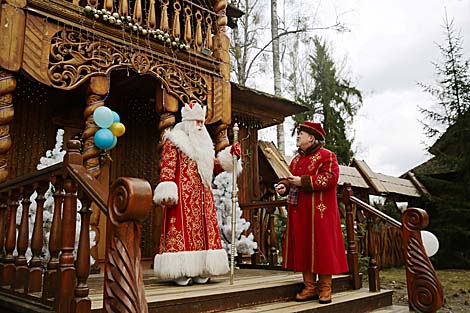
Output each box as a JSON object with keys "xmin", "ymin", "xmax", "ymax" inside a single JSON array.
[{"xmin": 295, "ymin": 272, "xmax": 319, "ymax": 302}]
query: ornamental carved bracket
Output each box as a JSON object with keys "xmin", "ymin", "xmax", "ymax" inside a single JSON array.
[{"xmin": 48, "ymin": 29, "xmax": 209, "ymax": 106}]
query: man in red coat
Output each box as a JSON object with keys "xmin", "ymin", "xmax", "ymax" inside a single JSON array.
[
  {"xmin": 275, "ymin": 121, "xmax": 348, "ymax": 303},
  {"xmin": 153, "ymin": 102, "xmax": 241, "ymax": 286}
]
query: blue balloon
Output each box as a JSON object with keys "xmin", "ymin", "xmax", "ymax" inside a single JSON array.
[
  {"xmin": 109, "ymin": 136, "xmax": 118, "ymax": 149},
  {"xmin": 93, "ymin": 106, "xmax": 114, "ymax": 128},
  {"xmin": 112, "ymin": 111, "xmax": 120, "ymax": 123},
  {"xmin": 94, "ymin": 129, "xmax": 115, "ymax": 150}
]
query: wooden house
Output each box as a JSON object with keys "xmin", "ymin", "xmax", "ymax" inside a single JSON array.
[{"xmin": 0, "ymin": 0, "xmax": 444, "ymax": 312}]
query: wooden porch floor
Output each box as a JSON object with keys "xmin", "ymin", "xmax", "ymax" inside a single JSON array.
[{"xmin": 88, "ymin": 268, "xmax": 303, "ymax": 311}]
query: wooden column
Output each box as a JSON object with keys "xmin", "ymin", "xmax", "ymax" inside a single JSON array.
[
  {"xmin": 0, "ymin": 70, "xmax": 15, "ymax": 183},
  {"xmin": 27, "ymin": 181, "xmax": 49, "ymax": 293},
  {"xmin": 82, "ymin": 76, "xmax": 109, "ymax": 272},
  {"xmin": 43, "ymin": 175, "xmax": 64, "ymax": 300}
]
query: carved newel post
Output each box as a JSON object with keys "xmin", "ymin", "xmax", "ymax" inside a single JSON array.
[{"xmin": 103, "ymin": 177, "xmax": 152, "ymax": 313}]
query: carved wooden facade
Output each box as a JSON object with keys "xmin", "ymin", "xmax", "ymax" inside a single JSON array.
[{"xmin": 0, "ymin": 0, "xmax": 232, "ymax": 262}]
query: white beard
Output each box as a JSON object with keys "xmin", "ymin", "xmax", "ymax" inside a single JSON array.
[{"xmin": 166, "ymin": 121, "xmax": 215, "ymax": 186}]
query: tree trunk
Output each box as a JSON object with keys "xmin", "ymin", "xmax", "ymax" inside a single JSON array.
[{"xmin": 271, "ymin": 0, "xmax": 284, "ymax": 155}]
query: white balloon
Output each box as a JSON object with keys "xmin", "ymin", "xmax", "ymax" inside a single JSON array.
[{"xmin": 421, "ymin": 230, "xmax": 439, "ymax": 257}]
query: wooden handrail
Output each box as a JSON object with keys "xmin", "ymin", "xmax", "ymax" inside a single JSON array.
[
  {"xmin": 348, "ymin": 195, "xmax": 401, "ymax": 229},
  {"xmin": 342, "ymin": 182, "xmax": 444, "ymax": 313},
  {"xmin": 0, "ymin": 163, "xmax": 62, "ymax": 193}
]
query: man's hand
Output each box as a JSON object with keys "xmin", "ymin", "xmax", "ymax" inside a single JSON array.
[
  {"xmin": 287, "ymin": 176, "xmax": 301, "ymax": 187},
  {"xmin": 230, "ymin": 142, "xmax": 241, "ymax": 159},
  {"xmin": 275, "ymin": 183, "xmax": 287, "ymax": 195}
]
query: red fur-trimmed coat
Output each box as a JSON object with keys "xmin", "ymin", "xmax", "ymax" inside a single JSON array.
[
  {"xmin": 153, "ymin": 133, "xmax": 239, "ymax": 280},
  {"xmin": 280, "ymin": 145, "xmax": 348, "ymax": 274}
]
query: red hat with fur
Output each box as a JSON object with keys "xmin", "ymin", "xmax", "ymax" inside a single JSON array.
[{"xmin": 299, "ymin": 121, "xmax": 326, "ymax": 140}]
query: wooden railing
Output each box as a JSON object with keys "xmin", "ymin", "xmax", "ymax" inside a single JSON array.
[
  {"xmin": 0, "ymin": 139, "xmax": 152, "ymax": 313},
  {"xmin": 239, "ymin": 200, "xmax": 287, "ymax": 268},
  {"xmin": 342, "ymin": 182, "xmax": 444, "ymax": 313},
  {"xmin": 53, "ymin": 0, "xmax": 221, "ymax": 55}
]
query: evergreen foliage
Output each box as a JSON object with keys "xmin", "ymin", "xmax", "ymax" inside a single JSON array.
[
  {"xmin": 292, "ymin": 37, "xmax": 362, "ymax": 165},
  {"xmin": 417, "ymin": 17, "xmax": 470, "ymax": 268}
]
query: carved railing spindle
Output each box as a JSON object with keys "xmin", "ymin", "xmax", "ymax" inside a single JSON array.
[
  {"xmin": 14, "ymin": 185, "xmax": 34, "ymax": 290},
  {"xmin": 1, "ymin": 189, "xmax": 20, "ymax": 286},
  {"xmin": 72, "ymin": 195, "xmax": 92, "ymax": 313},
  {"xmin": 147, "ymin": 0, "xmax": 157, "ymax": 30},
  {"xmin": 268, "ymin": 210, "xmax": 277, "ymax": 266},
  {"xmin": 0, "ymin": 70, "xmax": 15, "ymax": 184},
  {"xmin": 56, "ymin": 177, "xmax": 78, "ymax": 313},
  {"xmin": 104, "ymin": 0, "xmax": 114, "ymax": 12},
  {"xmin": 184, "ymin": 5, "xmax": 193, "ymax": 47},
  {"xmin": 251, "ymin": 209, "xmax": 260, "ymax": 265},
  {"xmin": 205, "ymin": 15, "xmax": 213, "ymax": 50},
  {"xmin": 27, "ymin": 181, "xmax": 49, "ymax": 293},
  {"xmin": 365, "ymin": 211, "xmax": 379, "ymax": 292},
  {"xmin": 195, "ymin": 10, "xmax": 203, "ymax": 52},
  {"xmin": 160, "ymin": 0, "xmax": 169, "ymax": 33},
  {"xmin": 118, "ymin": 0, "xmax": 129, "ymax": 18},
  {"xmin": 342, "ymin": 183, "xmax": 360, "ymax": 289},
  {"xmin": 132, "ymin": 0, "xmax": 143, "ymax": 25},
  {"xmin": 43, "ymin": 175, "xmax": 64, "ymax": 300},
  {"xmin": 103, "ymin": 177, "xmax": 152, "ymax": 313},
  {"xmin": 172, "ymin": 0, "xmax": 182, "ymax": 39},
  {"xmin": 402, "ymin": 208, "xmax": 444, "ymax": 313}
]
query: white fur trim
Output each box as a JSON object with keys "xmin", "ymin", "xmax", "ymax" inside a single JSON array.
[
  {"xmin": 153, "ymin": 181, "xmax": 178, "ymax": 205},
  {"xmin": 154, "ymin": 249, "xmax": 229, "ymax": 280},
  {"xmin": 217, "ymin": 146, "xmax": 243, "ymax": 174}
]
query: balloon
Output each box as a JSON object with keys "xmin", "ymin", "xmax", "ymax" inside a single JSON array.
[
  {"xmin": 421, "ymin": 230, "xmax": 439, "ymax": 257},
  {"xmin": 93, "ymin": 106, "xmax": 114, "ymax": 128},
  {"xmin": 112, "ymin": 111, "xmax": 120, "ymax": 123},
  {"xmin": 109, "ymin": 122, "xmax": 126, "ymax": 137},
  {"xmin": 94, "ymin": 129, "xmax": 115, "ymax": 150},
  {"xmin": 109, "ymin": 136, "xmax": 118, "ymax": 149}
]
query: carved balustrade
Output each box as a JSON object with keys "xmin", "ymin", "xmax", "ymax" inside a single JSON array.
[
  {"xmin": 342, "ymin": 182, "xmax": 444, "ymax": 313},
  {"xmin": 0, "ymin": 140, "xmax": 152, "ymax": 313},
  {"xmin": 238, "ymin": 200, "xmax": 287, "ymax": 268}
]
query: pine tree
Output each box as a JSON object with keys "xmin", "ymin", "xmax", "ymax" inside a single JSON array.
[{"xmin": 292, "ymin": 37, "xmax": 362, "ymax": 164}]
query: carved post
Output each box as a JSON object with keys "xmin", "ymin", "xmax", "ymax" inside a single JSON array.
[
  {"xmin": 194, "ymin": 10, "xmax": 203, "ymax": 52},
  {"xmin": 132, "ymin": 0, "xmax": 142, "ymax": 25},
  {"xmin": 147, "ymin": 0, "xmax": 157, "ymax": 30},
  {"xmin": 118, "ymin": 0, "xmax": 129, "ymax": 17},
  {"xmin": 43, "ymin": 175, "xmax": 64, "ymax": 300},
  {"xmin": 14, "ymin": 185, "xmax": 34, "ymax": 290},
  {"xmin": 103, "ymin": 177, "xmax": 152, "ymax": 313},
  {"xmin": 82, "ymin": 76, "xmax": 109, "ymax": 272},
  {"xmin": 56, "ymin": 176, "xmax": 78, "ymax": 313},
  {"xmin": 342, "ymin": 183, "xmax": 360, "ymax": 289},
  {"xmin": 250, "ymin": 209, "xmax": 260, "ymax": 265},
  {"xmin": 267, "ymin": 209, "xmax": 278, "ymax": 266},
  {"xmin": 0, "ymin": 193, "xmax": 8, "ymax": 279},
  {"xmin": 213, "ymin": 123, "xmax": 229, "ymax": 153},
  {"xmin": 72, "ymin": 195, "xmax": 92, "ymax": 313},
  {"xmin": 0, "ymin": 70, "xmax": 16, "ymax": 183},
  {"xmin": 402, "ymin": 208, "xmax": 444, "ymax": 313},
  {"xmin": 27, "ymin": 181, "xmax": 49, "ymax": 293},
  {"xmin": 171, "ymin": 0, "xmax": 181, "ymax": 39},
  {"xmin": 365, "ymin": 211, "xmax": 379, "ymax": 292},
  {"xmin": 184, "ymin": 5, "xmax": 193, "ymax": 47},
  {"xmin": 1, "ymin": 188, "xmax": 20, "ymax": 286},
  {"xmin": 205, "ymin": 15, "xmax": 213, "ymax": 50},
  {"xmin": 160, "ymin": 0, "xmax": 169, "ymax": 33}
]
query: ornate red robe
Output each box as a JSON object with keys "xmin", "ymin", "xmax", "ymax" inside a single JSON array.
[
  {"xmin": 153, "ymin": 130, "xmax": 237, "ymax": 280},
  {"xmin": 281, "ymin": 145, "xmax": 348, "ymax": 274}
]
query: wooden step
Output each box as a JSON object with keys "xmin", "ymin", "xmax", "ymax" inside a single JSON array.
[
  {"xmin": 224, "ymin": 289, "xmax": 393, "ymax": 313},
  {"xmin": 89, "ymin": 269, "xmax": 358, "ymax": 312}
]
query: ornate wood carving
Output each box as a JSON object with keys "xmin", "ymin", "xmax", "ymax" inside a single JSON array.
[
  {"xmin": 104, "ymin": 177, "xmax": 152, "ymax": 313},
  {"xmin": 0, "ymin": 70, "xmax": 15, "ymax": 183},
  {"xmin": 402, "ymin": 208, "xmax": 444, "ymax": 313},
  {"xmin": 1, "ymin": 189, "xmax": 20, "ymax": 286},
  {"xmin": 0, "ymin": 4, "xmax": 25, "ymax": 72},
  {"xmin": 48, "ymin": 29, "xmax": 209, "ymax": 105}
]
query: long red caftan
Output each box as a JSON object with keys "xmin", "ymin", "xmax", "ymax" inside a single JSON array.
[
  {"xmin": 282, "ymin": 146, "xmax": 348, "ymax": 275},
  {"xmin": 153, "ymin": 134, "xmax": 237, "ymax": 280}
]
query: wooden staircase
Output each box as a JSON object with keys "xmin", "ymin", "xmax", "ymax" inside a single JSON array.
[{"xmin": 85, "ymin": 269, "xmax": 398, "ymax": 313}]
